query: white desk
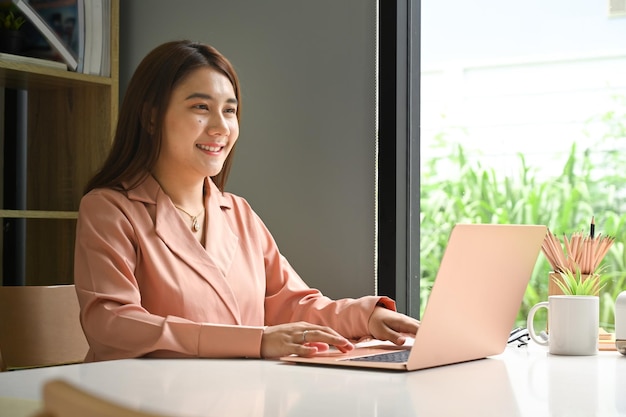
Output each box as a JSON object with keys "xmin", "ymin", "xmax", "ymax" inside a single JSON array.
[{"xmin": 1, "ymin": 343, "xmax": 625, "ymax": 417}]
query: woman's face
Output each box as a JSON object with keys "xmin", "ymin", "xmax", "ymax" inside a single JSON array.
[{"xmin": 155, "ymin": 67, "xmax": 239, "ymax": 182}]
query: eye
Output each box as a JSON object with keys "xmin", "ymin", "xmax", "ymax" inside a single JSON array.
[{"xmin": 192, "ymin": 103, "xmax": 209, "ymax": 111}]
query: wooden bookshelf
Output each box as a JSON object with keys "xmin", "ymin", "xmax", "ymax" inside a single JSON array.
[{"xmin": 0, "ymin": 0, "xmax": 119, "ymax": 286}]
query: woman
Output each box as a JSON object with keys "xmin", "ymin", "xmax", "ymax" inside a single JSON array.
[{"xmin": 74, "ymin": 40, "xmax": 419, "ymax": 362}]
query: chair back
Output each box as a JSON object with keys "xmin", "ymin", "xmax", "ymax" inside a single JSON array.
[
  {"xmin": 0, "ymin": 285, "xmax": 88, "ymax": 371},
  {"xmin": 31, "ymin": 379, "xmax": 170, "ymax": 417}
]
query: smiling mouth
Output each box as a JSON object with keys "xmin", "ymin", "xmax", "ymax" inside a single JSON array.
[{"xmin": 197, "ymin": 144, "xmax": 223, "ymax": 152}]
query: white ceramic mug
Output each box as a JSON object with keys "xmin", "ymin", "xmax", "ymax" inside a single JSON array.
[{"xmin": 527, "ymin": 295, "xmax": 599, "ymax": 355}]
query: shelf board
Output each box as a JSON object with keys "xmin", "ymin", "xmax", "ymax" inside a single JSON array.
[
  {"xmin": 0, "ymin": 210, "xmax": 78, "ymax": 219},
  {"xmin": 0, "ymin": 61, "xmax": 113, "ymax": 90}
]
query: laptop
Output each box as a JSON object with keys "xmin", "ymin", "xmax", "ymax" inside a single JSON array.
[{"xmin": 281, "ymin": 223, "xmax": 547, "ymax": 371}]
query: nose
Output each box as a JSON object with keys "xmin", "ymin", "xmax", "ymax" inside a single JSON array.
[{"xmin": 206, "ymin": 114, "xmax": 230, "ymax": 136}]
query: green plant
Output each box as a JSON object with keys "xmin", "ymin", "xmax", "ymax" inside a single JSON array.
[
  {"xmin": 0, "ymin": 10, "xmax": 26, "ymax": 31},
  {"xmin": 554, "ymin": 268, "xmax": 609, "ymax": 296},
  {"xmin": 420, "ymin": 95, "xmax": 626, "ymax": 331}
]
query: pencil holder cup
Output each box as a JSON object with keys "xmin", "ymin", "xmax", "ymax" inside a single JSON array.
[{"xmin": 527, "ymin": 295, "xmax": 599, "ymax": 355}]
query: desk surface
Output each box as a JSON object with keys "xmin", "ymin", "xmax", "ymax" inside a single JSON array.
[{"xmin": 1, "ymin": 342, "xmax": 625, "ymax": 417}]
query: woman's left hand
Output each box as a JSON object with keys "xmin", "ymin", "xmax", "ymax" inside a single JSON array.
[{"xmin": 367, "ymin": 307, "xmax": 420, "ymax": 345}]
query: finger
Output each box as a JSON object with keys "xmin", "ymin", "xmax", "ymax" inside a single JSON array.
[
  {"xmin": 293, "ymin": 341, "xmax": 346, "ymax": 357},
  {"xmin": 383, "ymin": 316, "xmax": 420, "ymax": 337},
  {"xmin": 378, "ymin": 328, "xmax": 407, "ymax": 345},
  {"xmin": 306, "ymin": 342, "xmax": 331, "ymax": 352},
  {"xmin": 299, "ymin": 325, "xmax": 345, "ymax": 341},
  {"xmin": 379, "ymin": 320, "xmax": 418, "ymax": 345},
  {"xmin": 293, "ymin": 344, "xmax": 323, "ymax": 357},
  {"xmin": 390, "ymin": 316, "xmax": 420, "ymax": 333},
  {"xmin": 297, "ymin": 328, "xmax": 354, "ymax": 352},
  {"xmin": 297, "ymin": 342, "xmax": 331, "ymax": 356},
  {"xmin": 392, "ymin": 335, "xmax": 408, "ymax": 346}
]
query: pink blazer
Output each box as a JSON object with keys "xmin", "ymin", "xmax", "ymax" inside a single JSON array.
[{"xmin": 74, "ymin": 174, "xmax": 394, "ymax": 361}]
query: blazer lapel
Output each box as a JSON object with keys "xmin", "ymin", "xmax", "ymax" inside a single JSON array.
[
  {"xmin": 203, "ymin": 179, "xmax": 240, "ymax": 279},
  {"xmin": 127, "ymin": 175, "xmax": 242, "ymax": 324}
]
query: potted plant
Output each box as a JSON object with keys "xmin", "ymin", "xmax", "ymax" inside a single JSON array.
[
  {"xmin": 554, "ymin": 267, "xmax": 608, "ymax": 296},
  {"xmin": 0, "ymin": 6, "xmax": 27, "ymax": 54}
]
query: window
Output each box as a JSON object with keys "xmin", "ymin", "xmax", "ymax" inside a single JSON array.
[
  {"xmin": 419, "ymin": 0, "xmax": 626, "ymax": 329},
  {"xmin": 378, "ymin": 0, "xmax": 626, "ymax": 328}
]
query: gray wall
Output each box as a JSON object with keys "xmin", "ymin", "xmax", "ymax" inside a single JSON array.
[{"xmin": 120, "ymin": 0, "xmax": 377, "ymax": 299}]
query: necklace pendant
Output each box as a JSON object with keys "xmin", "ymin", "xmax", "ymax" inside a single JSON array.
[{"xmin": 192, "ymin": 217, "xmax": 200, "ymax": 232}]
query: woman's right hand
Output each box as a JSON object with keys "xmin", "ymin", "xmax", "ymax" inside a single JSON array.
[{"xmin": 260, "ymin": 321, "xmax": 354, "ymax": 358}]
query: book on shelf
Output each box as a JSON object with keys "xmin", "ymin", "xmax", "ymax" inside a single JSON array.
[
  {"xmin": 99, "ymin": 0, "xmax": 109, "ymax": 76},
  {"xmin": 84, "ymin": 0, "xmax": 102, "ymax": 75},
  {"xmin": 81, "ymin": 0, "xmax": 91, "ymax": 73},
  {"xmin": 82, "ymin": 0, "xmax": 109, "ymax": 76},
  {"xmin": 12, "ymin": 0, "xmax": 79, "ymax": 71},
  {"xmin": 0, "ymin": 51, "xmax": 67, "ymax": 69},
  {"xmin": 31, "ymin": 0, "xmax": 85, "ymax": 71},
  {"xmin": 75, "ymin": 0, "xmax": 84, "ymax": 72}
]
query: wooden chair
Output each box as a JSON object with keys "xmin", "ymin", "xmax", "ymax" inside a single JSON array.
[
  {"xmin": 31, "ymin": 379, "xmax": 171, "ymax": 417},
  {"xmin": 0, "ymin": 285, "xmax": 89, "ymax": 371}
]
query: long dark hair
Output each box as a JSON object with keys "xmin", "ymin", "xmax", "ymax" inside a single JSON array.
[{"xmin": 84, "ymin": 40, "xmax": 242, "ymax": 194}]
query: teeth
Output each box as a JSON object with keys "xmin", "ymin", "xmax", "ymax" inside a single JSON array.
[{"xmin": 197, "ymin": 144, "xmax": 222, "ymax": 152}]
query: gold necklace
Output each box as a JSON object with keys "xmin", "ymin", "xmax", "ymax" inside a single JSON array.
[{"xmin": 174, "ymin": 206, "xmax": 204, "ymax": 232}]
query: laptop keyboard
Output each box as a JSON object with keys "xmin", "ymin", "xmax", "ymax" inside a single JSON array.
[{"xmin": 348, "ymin": 350, "xmax": 410, "ymax": 363}]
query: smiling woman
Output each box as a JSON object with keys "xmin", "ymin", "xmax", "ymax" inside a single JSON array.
[
  {"xmin": 73, "ymin": 40, "xmax": 420, "ymax": 363},
  {"xmin": 83, "ymin": 41, "xmax": 242, "ymax": 195},
  {"xmin": 153, "ymin": 67, "xmax": 240, "ymax": 222}
]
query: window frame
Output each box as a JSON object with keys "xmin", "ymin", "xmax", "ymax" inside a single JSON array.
[{"xmin": 377, "ymin": 0, "xmax": 420, "ymax": 317}]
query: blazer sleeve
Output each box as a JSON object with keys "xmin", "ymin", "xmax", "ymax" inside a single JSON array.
[
  {"xmin": 247, "ymin": 204, "xmax": 396, "ymax": 341},
  {"xmin": 74, "ymin": 191, "xmax": 263, "ymax": 361}
]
